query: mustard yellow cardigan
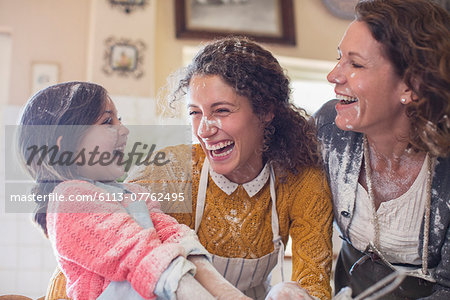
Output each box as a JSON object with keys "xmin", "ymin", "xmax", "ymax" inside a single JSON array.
[{"xmin": 127, "ymin": 144, "xmax": 333, "ymax": 299}]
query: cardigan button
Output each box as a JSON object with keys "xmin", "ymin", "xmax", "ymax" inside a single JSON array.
[{"xmin": 341, "ymin": 211, "xmax": 350, "ymax": 218}]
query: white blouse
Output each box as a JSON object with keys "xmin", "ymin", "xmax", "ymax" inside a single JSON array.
[{"xmin": 348, "ymin": 156, "xmax": 429, "ymax": 265}]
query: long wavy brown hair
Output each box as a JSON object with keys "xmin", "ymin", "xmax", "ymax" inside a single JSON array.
[
  {"xmin": 18, "ymin": 82, "xmax": 108, "ymax": 235},
  {"xmin": 356, "ymin": 0, "xmax": 450, "ymax": 157},
  {"xmin": 169, "ymin": 37, "xmax": 321, "ymax": 176}
]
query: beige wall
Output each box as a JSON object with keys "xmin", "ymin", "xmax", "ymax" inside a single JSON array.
[
  {"xmin": 1, "ymin": 0, "xmax": 351, "ymax": 106},
  {"xmin": 0, "ymin": 0, "xmax": 90, "ymax": 105},
  {"xmin": 87, "ymin": 0, "xmax": 156, "ymax": 97}
]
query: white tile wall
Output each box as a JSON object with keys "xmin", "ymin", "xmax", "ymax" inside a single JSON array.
[
  {"xmin": 0, "ymin": 213, "xmax": 56, "ymax": 298},
  {"xmin": 1, "ymin": 106, "xmax": 56, "ymax": 297}
]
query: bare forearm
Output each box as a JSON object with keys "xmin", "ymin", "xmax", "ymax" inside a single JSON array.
[
  {"xmin": 189, "ymin": 256, "xmax": 251, "ymax": 300},
  {"xmin": 176, "ymin": 273, "xmax": 215, "ymax": 300}
]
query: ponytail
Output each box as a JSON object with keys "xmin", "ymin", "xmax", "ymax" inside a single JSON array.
[{"xmin": 31, "ymin": 181, "xmax": 60, "ymax": 236}]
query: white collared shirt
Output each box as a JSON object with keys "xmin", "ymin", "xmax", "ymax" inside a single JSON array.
[
  {"xmin": 348, "ymin": 155, "xmax": 429, "ymax": 264},
  {"xmin": 209, "ymin": 163, "xmax": 270, "ymax": 197}
]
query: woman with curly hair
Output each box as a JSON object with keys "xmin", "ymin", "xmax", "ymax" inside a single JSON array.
[
  {"xmin": 314, "ymin": 0, "xmax": 450, "ymax": 298},
  {"xmin": 128, "ymin": 37, "xmax": 333, "ymax": 299}
]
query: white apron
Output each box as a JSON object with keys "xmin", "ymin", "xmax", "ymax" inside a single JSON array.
[{"xmin": 195, "ymin": 159, "xmax": 285, "ymax": 300}]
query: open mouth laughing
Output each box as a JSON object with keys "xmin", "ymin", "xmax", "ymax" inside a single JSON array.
[
  {"xmin": 337, "ymin": 94, "xmax": 358, "ymax": 104},
  {"xmin": 205, "ymin": 140, "xmax": 235, "ymax": 158}
]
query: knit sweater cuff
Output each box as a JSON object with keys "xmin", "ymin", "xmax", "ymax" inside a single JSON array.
[
  {"xmin": 129, "ymin": 243, "xmax": 186, "ymax": 298},
  {"xmin": 154, "ymin": 256, "xmax": 196, "ymax": 299}
]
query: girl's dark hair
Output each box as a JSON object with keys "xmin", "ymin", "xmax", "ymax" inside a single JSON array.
[
  {"xmin": 170, "ymin": 36, "xmax": 321, "ymax": 176},
  {"xmin": 356, "ymin": 0, "xmax": 450, "ymax": 157},
  {"xmin": 18, "ymin": 81, "xmax": 108, "ymax": 235}
]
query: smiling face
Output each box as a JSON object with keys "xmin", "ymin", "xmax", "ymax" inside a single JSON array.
[
  {"xmin": 188, "ymin": 74, "xmax": 266, "ymax": 184},
  {"xmin": 327, "ymin": 21, "xmax": 412, "ymax": 136},
  {"xmin": 76, "ymin": 98, "xmax": 129, "ymax": 181}
]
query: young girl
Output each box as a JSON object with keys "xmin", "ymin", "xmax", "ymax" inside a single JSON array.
[{"xmin": 17, "ymin": 81, "xmax": 248, "ymax": 300}]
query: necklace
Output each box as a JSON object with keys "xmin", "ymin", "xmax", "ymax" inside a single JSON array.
[{"xmin": 363, "ymin": 136, "xmax": 434, "ymax": 278}]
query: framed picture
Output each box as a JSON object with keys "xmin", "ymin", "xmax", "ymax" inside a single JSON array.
[
  {"xmin": 102, "ymin": 37, "xmax": 146, "ymax": 79},
  {"xmin": 111, "ymin": 44, "xmax": 138, "ymax": 71},
  {"xmin": 31, "ymin": 62, "xmax": 59, "ymax": 95},
  {"xmin": 110, "ymin": 0, "xmax": 145, "ymax": 4},
  {"xmin": 175, "ymin": 0, "xmax": 296, "ymax": 45},
  {"xmin": 108, "ymin": 0, "xmax": 148, "ymax": 14}
]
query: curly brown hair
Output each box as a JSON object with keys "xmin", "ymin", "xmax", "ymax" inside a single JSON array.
[
  {"xmin": 356, "ymin": 0, "xmax": 450, "ymax": 157},
  {"xmin": 169, "ymin": 37, "xmax": 321, "ymax": 175}
]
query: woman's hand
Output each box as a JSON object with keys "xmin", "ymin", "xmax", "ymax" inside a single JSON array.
[{"xmin": 265, "ymin": 282, "xmax": 316, "ymax": 300}]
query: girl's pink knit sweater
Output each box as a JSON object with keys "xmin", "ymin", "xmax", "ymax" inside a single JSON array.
[{"xmin": 47, "ymin": 180, "xmax": 196, "ymax": 300}]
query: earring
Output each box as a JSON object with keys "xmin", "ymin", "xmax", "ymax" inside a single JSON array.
[{"xmin": 401, "ymin": 98, "xmax": 407, "ymax": 104}]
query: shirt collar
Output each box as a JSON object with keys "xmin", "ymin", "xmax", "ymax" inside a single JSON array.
[{"xmin": 209, "ymin": 163, "xmax": 270, "ymax": 197}]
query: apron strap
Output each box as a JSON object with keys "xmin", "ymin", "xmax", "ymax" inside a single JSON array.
[
  {"xmin": 195, "ymin": 158, "xmax": 210, "ymax": 233},
  {"xmin": 269, "ymin": 164, "xmax": 285, "ymax": 282}
]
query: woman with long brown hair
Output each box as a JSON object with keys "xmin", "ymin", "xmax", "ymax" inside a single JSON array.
[{"xmin": 129, "ymin": 37, "xmax": 333, "ymax": 299}]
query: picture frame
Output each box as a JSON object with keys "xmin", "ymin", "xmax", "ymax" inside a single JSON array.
[
  {"xmin": 109, "ymin": 0, "xmax": 146, "ymax": 5},
  {"xmin": 102, "ymin": 37, "xmax": 146, "ymax": 79},
  {"xmin": 31, "ymin": 62, "xmax": 59, "ymax": 95},
  {"xmin": 175, "ymin": 0, "xmax": 296, "ymax": 45},
  {"xmin": 108, "ymin": 0, "xmax": 148, "ymax": 14}
]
